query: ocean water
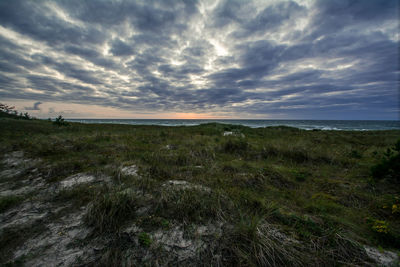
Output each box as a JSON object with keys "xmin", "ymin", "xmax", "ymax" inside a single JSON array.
[{"xmin": 66, "ymin": 119, "xmax": 400, "ymax": 131}]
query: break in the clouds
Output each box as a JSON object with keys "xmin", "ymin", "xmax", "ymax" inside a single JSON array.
[{"xmin": 0, "ymin": 0, "xmax": 398, "ymax": 119}]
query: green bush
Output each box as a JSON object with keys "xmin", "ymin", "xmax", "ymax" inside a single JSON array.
[
  {"xmin": 53, "ymin": 115, "xmax": 69, "ymax": 126},
  {"xmin": 371, "ymin": 140, "xmax": 400, "ymax": 182},
  {"xmin": 0, "ymin": 103, "xmax": 32, "ymax": 120}
]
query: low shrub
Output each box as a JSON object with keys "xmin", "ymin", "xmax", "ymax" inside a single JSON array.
[
  {"xmin": 53, "ymin": 115, "xmax": 69, "ymax": 126},
  {"xmin": 371, "ymin": 140, "xmax": 400, "ymax": 182},
  {"xmin": 371, "ymin": 220, "xmax": 389, "ymax": 234},
  {"xmin": 366, "ymin": 217, "xmax": 400, "ymax": 247}
]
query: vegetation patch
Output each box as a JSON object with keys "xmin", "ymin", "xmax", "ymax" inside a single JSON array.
[
  {"xmin": 1, "ymin": 112, "xmax": 400, "ymax": 265},
  {"xmin": 0, "ymin": 195, "xmax": 25, "ymax": 213},
  {"xmin": 85, "ymin": 188, "xmax": 139, "ymax": 233},
  {"xmin": 138, "ymin": 232, "xmax": 152, "ymax": 247},
  {"xmin": 222, "ymin": 138, "xmax": 249, "ymax": 155},
  {"xmin": 220, "ymin": 215, "xmax": 303, "ymax": 266},
  {"xmin": 0, "ymin": 224, "xmax": 47, "ymax": 263},
  {"xmin": 155, "ymin": 186, "xmax": 228, "ymax": 224},
  {"xmin": 371, "ymin": 140, "xmax": 400, "ymax": 183}
]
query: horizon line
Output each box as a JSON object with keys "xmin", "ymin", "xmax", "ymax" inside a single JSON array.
[{"xmin": 62, "ymin": 118, "xmax": 400, "ymax": 121}]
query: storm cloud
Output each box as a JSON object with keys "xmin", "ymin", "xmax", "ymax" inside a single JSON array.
[{"xmin": 0, "ymin": 0, "xmax": 398, "ymax": 119}]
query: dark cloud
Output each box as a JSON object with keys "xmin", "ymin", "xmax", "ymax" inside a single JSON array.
[
  {"xmin": 0, "ymin": 0, "xmax": 398, "ymax": 119},
  {"xmin": 212, "ymin": 0, "xmax": 247, "ymax": 27},
  {"xmin": 25, "ymin": 101, "xmax": 42, "ymax": 110},
  {"xmin": 233, "ymin": 1, "xmax": 306, "ymax": 38},
  {"xmin": 109, "ymin": 39, "xmax": 135, "ymax": 56},
  {"xmin": 314, "ymin": 0, "xmax": 397, "ymax": 23},
  {"xmin": 0, "ymin": 1, "xmax": 106, "ymax": 47},
  {"xmin": 59, "ymin": 0, "xmax": 197, "ymax": 34},
  {"xmin": 65, "ymin": 45, "xmax": 100, "ymax": 59}
]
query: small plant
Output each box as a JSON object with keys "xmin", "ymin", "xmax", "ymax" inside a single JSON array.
[
  {"xmin": 371, "ymin": 220, "xmax": 389, "ymax": 234},
  {"xmin": 0, "ymin": 103, "xmax": 32, "ymax": 120},
  {"xmin": 53, "ymin": 115, "xmax": 69, "ymax": 126},
  {"xmin": 23, "ymin": 112, "xmax": 30, "ymax": 120},
  {"xmin": 138, "ymin": 232, "xmax": 152, "ymax": 247},
  {"xmin": 371, "ymin": 140, "xmax": 400, "ymax": 182},
  {"xmin": 366, "ymin": 217, "xmax": 400, "ymax": 247}
]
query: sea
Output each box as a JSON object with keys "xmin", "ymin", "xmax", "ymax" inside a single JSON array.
[{"xmin": 66, "ymin": 119, "xmax": 400, "ymax": 131}]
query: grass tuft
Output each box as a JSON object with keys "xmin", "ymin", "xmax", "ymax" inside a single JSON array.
[
  {"xmin": 221, "ymin": 214, "xmax": 304, "ymax": 266},
  {"xmin": 85, "ymin": 188, "xmax": 138, "ymax": 233},
  {"xmin": 155, "ymin": 187, "xmax": 229, "ymax": 224}
]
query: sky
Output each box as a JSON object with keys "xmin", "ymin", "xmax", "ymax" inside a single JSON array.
[{"xmin": 0, "ymin": 0, "xmax": 398, "ymax": 120}]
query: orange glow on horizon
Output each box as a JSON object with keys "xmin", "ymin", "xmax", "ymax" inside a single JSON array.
[
  {"xmin": 5, "ymin": 100, "xmax": 239, "ymax": 119},
  {"xmin": 172, "ymin": 113, "xmax": 225, "ymax": 119}
]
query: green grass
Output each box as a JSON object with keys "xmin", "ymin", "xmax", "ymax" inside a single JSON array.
[
  {"xmin": 0, "ymin": 195, "xmax": 25, "ymax": 213},
  {"xmin": 0, "ymin": 222, "xmax": 47, "ymax": 263},
  {"xmin": 154, "ymin": 186, "xmax": 229, "ymax": 224},
  {"xmin": 138, "ymin": 232, "xmax": 152, "ymax": 247},
  {"xmin": 0, "ymin": 116, "xmax": 399, "ymax": 265},
  {"xmin": 84, "ymin": 187, "xmax": 139, "ymax": 233}
]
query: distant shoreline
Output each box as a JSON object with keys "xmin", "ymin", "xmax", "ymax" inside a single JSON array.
[{"xmin": 65, "ymin": 119, "xmax": 400, "ymax": 131}]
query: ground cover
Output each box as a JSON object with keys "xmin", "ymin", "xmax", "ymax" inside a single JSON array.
[{"xmin": 0, "ymin": 115, "xmax": 399, "ymax": 266}]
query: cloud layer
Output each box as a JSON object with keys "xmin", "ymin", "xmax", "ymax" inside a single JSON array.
[{"xmin": 0, "ymin": 0, "xmax": 398, "ymax": 119}]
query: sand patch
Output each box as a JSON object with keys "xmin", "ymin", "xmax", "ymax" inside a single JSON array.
[
  {"xmin": 1, "ymin": 151, "xmax": 40, "ymax": 179},
  {"xmin": 13, "ymin": 208, "xmax": 93, "ymax": 266},
  {"xmin": 60, "ymin": 173, "xmax": 96, "ymax": 189},
  {"xmin": 364, "ymin": 246, "xmax": 399, "ymax": 266},
  {"xmin": 162, "ymin": 180, "xmax": 210, "ymax": 192},
  {"xmin": 121, "ymin": 165, "xmax": 139, "ymax": 176}
]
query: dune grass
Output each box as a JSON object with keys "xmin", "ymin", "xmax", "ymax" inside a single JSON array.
[{"xmin": 0, "ymin": 116, "xmax": 399, "ymax": 265}]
